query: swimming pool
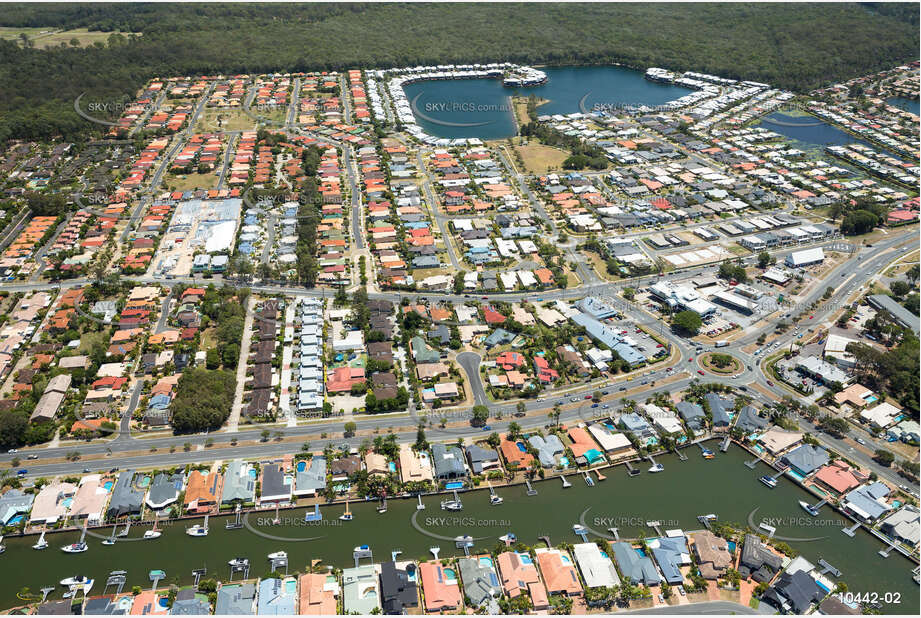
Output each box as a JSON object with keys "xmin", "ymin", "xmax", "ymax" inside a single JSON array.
[
  {"xmin": 443, "ymin": 567, "xmax": 457, "ymax": 581},
  {"xmin": 284, "ymin": 579, "xmax": 297, "ymax": 594},
  {"xmin": 138, "ymin": 475, "xmax": 151, "ymax": 488},
  {"xmin": 515, "ymin": 442, "xmax": 528, "ymax": 453},
  {"xmin": 445, "ymin": 481, "xmax": 464, "ymax": 490},
  {"xmin": 8, "ymin": 515, "xmax": 23, "ymax": 525},
  {"xmin": 518, "ymin": 553, "xmax": 533, "ymax": 565},
  {"xmin": 479, "ymin": 556, "xmax": 494, "ymax": 569},
  {"xmin": 249, "ymin": 468, "xmax": 258, "ymax": 479},
  {"xmin": 296, "ymin": 461, "xmax": 307, "ymax": 472},
  {"xmin": 560, "ymin": 456, "xmax": 570, "ymax": 467},
  {"xmin": 388, "ymin": 462, "xmax": 396, "ymax": 473},
  {"xmin": 103, "ymin": 481, "xmax": 114, "ymax": 492}
]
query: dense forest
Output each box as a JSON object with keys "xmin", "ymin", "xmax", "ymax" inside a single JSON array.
[{"xmin": 1, "ymin": 3, "xmax": 918, "ymax": 143}]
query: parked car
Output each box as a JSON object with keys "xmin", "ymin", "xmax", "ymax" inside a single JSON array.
[
  {"xmin": 697, "ymin": 370, "xmax": 705, "ymax": 375},
  {"xmin": 591, "ymin": 403, "xmax": 599, "ymax": 408}
]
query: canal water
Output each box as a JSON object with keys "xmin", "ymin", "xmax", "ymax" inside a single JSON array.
[
  {"xmin": 402, "ymin": 65, "xmax": 693, "ymax": 139},
  {"xmin": 0, "ymin": 446, "xmax": 915, "ymax": 612},
  {"xmin": 887, "ymin": 96, "xmax": 920, "ymax": 117},
  {"xmin": 756, "ymin": 111, "xmax": 875, "ymax": 152}
]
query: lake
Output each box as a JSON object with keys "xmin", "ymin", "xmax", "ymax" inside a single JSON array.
[
  {"xmin": 887, "ymin": 96, "xmax": 920, "ymax": 117},
  {"xmin": 401, "ymin": 65, "xmax": 694, "ymax": 139}
]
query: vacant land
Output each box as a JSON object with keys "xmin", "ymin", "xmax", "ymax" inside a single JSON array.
[
  {"xmin": 167, "ymin": 171, "xmax": 220, "ymax": 193},
  {"xmin": 197, "ymin": 109, "xmax": 257, "ymax": 133},
  {"xmin": 1, "ymin": 27, "xmax": 139, "ymax": 48},
  {"xmin": 514, "ymin": 142, "xmax": 569, "ymax": 174}
]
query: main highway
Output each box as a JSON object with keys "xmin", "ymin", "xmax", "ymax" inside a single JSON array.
[{"xmin": 2, "ymin": 227, "xmax": 914, "ymax": 492}]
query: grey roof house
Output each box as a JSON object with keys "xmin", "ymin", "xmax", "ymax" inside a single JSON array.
[
  {"xmin": 214, "ymin": 582, "xmax": 256, "ymax": 615},
  {"xmin": 780, "ymin": 444, "xmax": 829, "ymax": 477},
  {"xmin": 458, "ymin": 556, "xmax": 502, "ymax": 607},
  {"xmin": 466, "ymin": 445, "xmax": 500, "ymax": 475},
  {"xmin": 704, "ymin": 393, "xmax": 732, "ymax": 427},
  {"xmin": 222, "ymin": 460, "xmax": 256, "ymax": 504},
  {"xmin": 611, "ymin": 542, "xmax": 661, "ymax": 586},
  {"xmin": 431, "ymin": 444, "xmax": 466, "ymax": 479},
  {"xmin": 106, "ymin": 470, "xmax": 145, "ymax": 520},
  {"xmin": 380, "ymin": 561, "xmax": 418, "ymax": 614}
]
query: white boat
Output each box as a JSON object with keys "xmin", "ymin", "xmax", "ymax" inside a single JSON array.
[
  {"xmin": 416, "ymin": 495, "xmax": 425, "ymax": 510},
  {"xmin": 267, "ymin": 551, "xmax": 287, "ymax": 561},
  {"xmin": 32, "ymin": 530, "xmax": 48, "ymax": 550},
  {"xmin": 573, "ymin": 524, "xmax": 589, "ymax": 535},
  {"xmin": 760, "ymin": 475, "xmax": 778, "ymax": 488},
  {"xmin": 648, "ymin": 463, "xmax": 665, "ymax": 473},
  {"xmin": 455, "ymin": 535, "xmax": 473, "ymax": 543},
  {"xmin": 354, "ymin": 544, "xmax": 370, "ymax": 553},
  {"xmin": 489, "ymin": 495, "xmax": 504, "ymax": 505},
  {"xmin": 440, "ymin": 499, "xmax": 462, "ymax": 511},
  {"xmin": 60, "ymin": 575, "xmax": 92, "ymax": 587},
  {"xmin": 499, "ymin": 533, "xmax": 517, "ymax": 544},
  {"xmin": 228, "ymin": 557, "xmax": 249, "ymax": 568},
  {"xmin": 61, "ymin": 542, "xmax": 88, "ymax": 553},
  {"xmin": 799, "ymin": 500, "xmax": 820, "ymax": 517},
  {"xmin": 101, "ymin": 538, "xmax": 115, "ymax": 546},
  {"xmin": 340, "ymin": 500, "xmax": 353, "ymax": 521},
  {"xmin": 143, "ymin": 530, "xmax": 162, "ymax": 540},
  {"xmin": 186, "ymin": 524, "xmax": 208, "ymax": 537}
]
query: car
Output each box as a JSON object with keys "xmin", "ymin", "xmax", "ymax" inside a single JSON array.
[
  {"xmin": 16, "ymin": 469, "xmax": 27, "ymax": 477},
  {"xmin": 688, "ymin": 357, "xmax": 693, "ymax": 362},
  {"xmin": 856, "ymin": 438, "xmax": 866, "ymax": 445},
  {"xmin": 697, "ymin": 370, "xmax": 705, "ymax": 375},
  {"xmin": 732, "ymin": 374, "xmax": 738, "ymax": 379},
  {"xmin": 747, "ymin": 365, "xmax": 752, "ymax": 371},
  {"xmin": 591, "ymin": 403, "xmax": 599, "ymax": 408},
  {"xmin": 482, "ymin": 296, "xmax": 488, "ymax": 300},
  {"xmin": 641, "ymin": 380, "xmax": 648, "ymax": 385},
  {"xmin": 109, "ymin": 467, "xmax": 119, "ymax": 473},
  {"xmin": 678, "ymin": 586, "xmax": 686, "ymax": 596},
  {"xmin": 83, "ymin": 468, "xmax": 91, "ymax": 473},
  {"xmin": 570, "ymin": 397, "xmax": 578, "ymax": 403},
  {"xmin": 513, "ymin": 412, "xmax": 526, "ymax": 418},
  {"xmin": 602, "ymin": 404, "xmax": 609, "ymax": 409},
  {"xmin": 482, "ymin": 425, "xmax": 491, "ymax": 431},
  {"xmin": 841, "ymin": 272, "xmax": 846, "ymax": 277},
  {"xmin": 26, "ymin": 454, "xmax": 38, "ymax": 460},
  {"xmin": 602, "ymin": 391, "xmax": 609, "ymax": 395},
  {"xmin": 6, "ymin": 449, "xmax": 17, "ymax": 454},
  {"xmin": 658, "ymin": 594, "xmax": 665, "ymax": 603},
  {"xmin": 739, "ymin": 386, "xmax": 748, "ymax": 391},
  {"xmin": 619, "ymin": 386, "xmax": 627, "ymax": 391},
  {"xmin": 584, "ymin": 395, "xmax": 592, "ymax": 400}
]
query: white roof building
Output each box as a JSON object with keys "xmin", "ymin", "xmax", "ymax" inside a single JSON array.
[
  {"xmin": 785, "ymin": 247, "xmax": 825, "ymax": 267},
  {"xmin": 573, "ymin": 542, "xmax": 621, "ymax": 588}
]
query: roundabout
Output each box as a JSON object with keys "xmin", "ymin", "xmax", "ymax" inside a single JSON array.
[{"xmin": 698, "ymin": 351, "xmax": 743, "ymax": 376}]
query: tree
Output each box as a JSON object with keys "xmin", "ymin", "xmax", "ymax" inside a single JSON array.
[
  {"xmin": 516, "ymin": 401, "xmax": 526, "ymax": 416},
  {"xmin": 471, "ymin": 405, "xmax": 489, "ymax": 427},
  {"xmin": 343, "ymin": 421, "xmax": 357, "ymax": 437},
  {"xmin": 757, "ymin": 251, "xmax": 772, "ymax": 269},
  {"xmin": 672, "ymin": 310, "xmax": 702, "ymax": 336},
  {"xmin": 840, "ymin": 210, "xmax": 878, "ymax": 235},
  {"xmin": 507, "ymin": 422, "xmax": 522, "ymax": 439},
  {"xmin": 260, "ymin": 430, "xmax": 271, "ymax": 442},
  {"xmin": 622, "ymin": 287, "xmax": 635, "ymax": 301},
  {"xmin": 873, "ymin": 449, "xmax": 895, "ymax": 466},
  {"xmin": 414, "ymin": 427, "xmax": 429, "ymax": 451}
]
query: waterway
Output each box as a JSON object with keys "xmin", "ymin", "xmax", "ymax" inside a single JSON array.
[
  {"xmin": 887, "ymin": 96, "xmax": 920, "ymax": 117},
  {"xmin": 402, "ymin": 65, "xmax": 693, "ymax": 140},
  {"xmin": 756, "ymin": 111, "xmax": 875, "ymax": 152},
  {"xmin": 0, "ymin": 446, "xmax": 915, "ymax": 612}
]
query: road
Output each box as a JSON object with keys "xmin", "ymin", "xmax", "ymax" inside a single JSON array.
[
  {"xmin": 619, "ymin": 601, "xmax": 759, "ymax": 615},
  {"xmin": 416, "ymin": 150, "xmax": 461, "ymax": 269},
  {"xmin": 456, "ymin": 351, "xmax": 486, "ymax": 406}
]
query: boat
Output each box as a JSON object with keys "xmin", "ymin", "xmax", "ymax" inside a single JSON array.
[
  {"xmin": 573, "ymin": 524, "xmax": 589, "ymax": 535},
  {"xmin": 376, "ymin": 497, "xmax": 387, "ymax": 514},
  {"xmin": 648, "ymin": 463, "xmax": 665, "ymax": 473},
  {"xmin": 440, "ymin": 499, "xmax": 462, "ymax": 511},
  {"xmin": 340, "ymin": 500, "xmax": 353, "ymax": 521},
  {"xmin": 499, "ymin": 533, "xmax": 517, "ymax": 545},
  {"xmin": 228, "ymin": 557, "xmax": 249, "ymax": 569},
  {"xmin": 701, "ymin": 448, "xmax": 715, "ymax": 459},
  {"xmin": 760, "ymin": 475, "xmax": 778, "ymax": 488},
  {"xmin": 61, "ymin": 542, "xmax": 88, "ymax": 553},
  {"xmin": 143, "ymin": 530, "xmax": 161, "ymax": 540},
  {"xmin": 186, "ymin": 524, "xmax": 208, "ymax": 537},
  {"xmin": 354, "ymin": 544, "xmax": 370, "ymax": 553},
  {"xmin": 416, "ymin": 495, "xmax": 425, "ymax": 511},
  {"xmin": 60, "ymin": 575, "xmax": 93, "ymax": 588},
  {"xmin": 267, "ymin": 551, "xmax": 287, "ymax": 561},
  {"xmin": 799, "ymin": 501, "xmax": 820, "ymax": 517},
  {"xmin": 102, "ymin": 526, "xmax": 117, "ymax": 546},
  {"xmin": 455, "ymin": 535, "xmax": 473, "ymax": 543},
  {"xmin": 32, "ymin": 529, "xmax": 48, "ymax": 550},
  {"xmin": 489, "ymin": 494, "xmax": 503, "ymax": 505}
]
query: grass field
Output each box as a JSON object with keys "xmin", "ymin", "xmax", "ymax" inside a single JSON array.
[
  {"xmin": 197, "ymin": 109, "xmax": 257, "ymax": 133},
  {"xmin": 513, "ymin": 142, "xmax": 569, "ymax": 175},
  {"xmin": 0, "ymin": 27, "xmax": 140, "ymax": 48},
  {"xmin": 166, "ymin": 171, "xmax": 220, "ymax": 193}
]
